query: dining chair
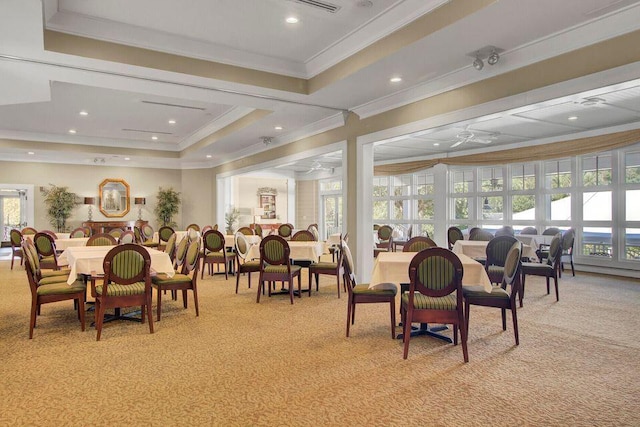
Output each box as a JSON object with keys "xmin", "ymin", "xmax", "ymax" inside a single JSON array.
[
  {"xmin": 10, "ymin": 228, "xmax": 24, "ymax": 269},
  {"xmin": 484, "ymin": 235, "xmax": 518, "ymax": 285},
  {"xmin": 401, "ymin": 247, "xmax": 468, "ymax": 362},
  {"xmin": 469, "ymin": 228, "xmax": 493, "ymax": 241},
  {"xmin": 373, "ymin": 225, "xmax": 393, "ymax": 257},
  {"xmin": 291, "ymin": 230, "xmax": 314, "ymax": 241},
  {"xmin": 520, "ymin": 226, "xmax": 538, "ymax": 235},
  {"xmin": 163, "ymin": 232, "xmax": 178, "ymax": 262},
  {"xmin": 447, "ymin": 226, "xmax": 463, "ymax": 250},
  {"xmin": 186, "ymin": 223, "xmax": 200, "ymax": 232},
  {"xmin": 41, "ymin": 230, "xmax": 58, "ymax": 239},
  {"xmin": 22, "ymin": 242, "xmax": 85, "ymax": 339},
  {"xmin": 277, "ymin": 223, "xmax": 293, "ymax": 240},
  {"xmin": 140, "ymin": 224, "xmax": 159, "ymax": 248},
  {"xmin": 158, "ymin": 226, "xmax": 175, "ymax": 250},
  {"xmin": 257, "ymin": 235, "xmax": 302, "ymax": 304},
  {"xmin": 521, "ymin": 234, "xmax": 562, "ymax": 302},
  {"xmin": 308, "ymin": 225, "xmax": 320, "ymax": 241},
  {"xmin": 342, "ymin": 240, "xmax": 397, "ymax": 338},
  {"xmin": 173, "ymin": 235, "xmax": 190, "ymax": 271},
  {"xmin": 254, "ymin": 223, "xmax": 263, "ymax": 238},
  {"xmin": 201, "ymin": 225, "xmax": 213, "ymax": 233},
  {"xmin": 402, "ymin": 236, "xmax": 437, "ymax": 252},
  {"xmin": 33, "ymin": 232, "xmax": 63, "ymax": 270},
  {"xmin": 118, "ymin": 230, "xmax": 136, "ymax": 244},
  {"xmin": 108, "ymin": 228, "xmax": 124, "ymax": 239},
  {"xmin": 92, "ymin": 244, "xmax": 154, "ymax": 341},
  {"xmin": 201, "ymin": 229, "xmax": 234, "ymax": 279},
  {"xmin": 464, "ymin": 241, "xmax": 523, "ymax": 345},
  {"xmin": 152, "ymin": 238, "xmax": 201, "ymax": 321},
  {"xmin": 237, "ymin": 226, "xmax": 254, "ymax": 236},
  {"xmin": 69, "ymin": 227, "xmax": 87, "ymax": 238},
  {"xmin": 542, "ymin": 227, "xmax": 562, "ymax": 236},
  {"xmin": 494, "ymin": 226, "xmax": 515, "ymax": 237},
  {"xmin": 21, "ymin": 240, "xmax": 70, "ymax": 285},
  {"xmin": 559, "ymin": 228, "xmax": 576, "ymax": 277},
  {"xmin": 21, "ymin": 226, "xmax": 37, "ymax": 236},
  {"xmin": 86, "ymin": 233, "xmax": 117, "ymax": 246},
  {"xmin": 308, "ymin": 240, "xmax": 343, "ymax": 297},
  {"xmin": 329, "ymin": 232, "xmax": 348, "ymax": 263},
  {"xmin": 234, "ymin": 232, "xmax": 261, "ymax": 293}
]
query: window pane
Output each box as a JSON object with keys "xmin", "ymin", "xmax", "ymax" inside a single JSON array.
[
  {"xmin": 583, "ymin": 154, "xmax": 612, "ymax": 187},
  {"xmin": 417, "ymin": 199, "xmax": 434, "ymax": 220},
  {"xmin": 582, "ymin": 227, "xmax": 612, "ymax": 258},
  {"xmin": 373, "ymin": 177, "xmax": 388, "ymax": 197},
  {"xmin": 625, "ymin": 228, "xmax": 640, "ymax": 260},
  {"xmin": 416, "ymin": 173, "xmax": 434, "ymax": 195},
  {"xmin": 393, "ymin": 200, "xmax": 407, "ymax": 220},
  {"xmin": 452, "ymin": 170, "xmax": 473, "ymax": 194},
  {"xmin": 512, "ymin": 195, "xmax": 535, "ymax": 220},
  {"xmin": 417, "ymin": 223, "xmax": 435, "ymax": 238},
  {"xmin": 373, "ymin": 201, "xmax": 388, "ymax": 220},
  {"xmin": 548, "ymin": 193, "xmax": 571, "ymax": 220},
  {"xmin": 625, "ymin": 151, "xmax": 640, "ymax": 184},
  {"xmin": 453, "ymin": 198, "xmax": 470, "ymax": 220},
  {"xmin": 481, "ymin": 196, "xmax": 503, "ymax": 220},
  {"xmin": 545, "ymin": 159, "xmax": 572, "ymax": 188},
  {"xmin": 480, "ymin": 167, "xmax": 503, "ymax": 191},
  {"xmin": 627, "ymin": 190, "xmax": 640, "ymax": 221},
  {"xmin": 511, "ymin": 163, "xmax": 536, "ymax": 190},
  {"xmin": 583, "ymin": 191, "xmax": 611, "ymax": 221},
  {"xmin": 392, "ymin": 176, "xmax": 411, "ymax": 196}
]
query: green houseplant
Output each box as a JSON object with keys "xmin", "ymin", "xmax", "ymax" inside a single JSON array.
[
  {"xmin": 155, "ymin": 187, "xmax": 181, "ymax": 227},
  {"xmin": 41, "ymin": 184, "xmax": 76, "ymax": 232},
  {"xmin": 225, "ymin": 206, "xmax": 240, "ymax": 234}
]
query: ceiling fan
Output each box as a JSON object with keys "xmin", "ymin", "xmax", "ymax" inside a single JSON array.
[
  {"xmin": 450, "ymin": 127, "xmax": 499, "ymax": 148},
  {"xmin": 306, "ymin": 160, "xmax": 334, "ymax": 174}
]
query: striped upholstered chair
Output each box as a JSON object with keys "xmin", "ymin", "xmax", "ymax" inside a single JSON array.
[
  {"xmin": 92, "ymin": 244, "xmax": 154, "ymax": 341},
  {"xmin": 201, "ymin": 229, "xmax": 234, "ymax": 279},
  {"xmin": 277, "ymin": 223, "xmax": 294, "ymax": 240},
  {"xmin": 447, "ymin": 226, "xmax": 464, "ymax": 250},
  {"xmin": 257, "ymin": 235, "xmax": 302, "ymax": 304},
  {"xmin": 86, "ymin": 233, "xmax": 117, "ymax": 246},
  {"xmin": 10, "ymin": 228, "xmax": 24, "ymax": 269},
  {"xmin": 33, "ymin": 232, "xmax": 63, "ymax": 270},
  {"xmin": 401, "ymin": 248, "xmax": 468, "ymax": 362},
  {"xmin": 402, "ymin": 236, "xmax": 437, "ymax": 252},
  {"xmin": 522, "ymin": 234, "xmax": 562, "ymax": 302},
  {"xmin": 484, "ymin": 235, "xmax": 518, "ymax": 285},
  {"xmin": 464, "ymin": 241, "xmax": 523, "ymax": 345},
  {"xmin": 234, "ymin": 232, "xmax": 261, "ymax": 294}
]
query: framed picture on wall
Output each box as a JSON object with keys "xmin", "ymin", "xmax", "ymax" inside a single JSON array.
[{"xmin": 260, "ymin": 194, "xmax": 276, "ymax": 219}]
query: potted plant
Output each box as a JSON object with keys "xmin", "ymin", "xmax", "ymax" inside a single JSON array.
[
  {"xmin": 155, "ymin": 187, "xmax": 181, "ymax": 228},
  {"xmin": 41, "ymin": 184, "xmax": 76, "ymax": 232},
  {"xmin": 225, "ymin": 206, "xmax": 240, "ymax": 234}
]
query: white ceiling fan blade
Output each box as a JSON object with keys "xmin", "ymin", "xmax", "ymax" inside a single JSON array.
[
  {"xmin": 474, "ymin": 139, "xmax": 492, "ymax": 144},
  {"xmin": 451, "ymin": 140, "xmax": 464, "ymax": 148}
]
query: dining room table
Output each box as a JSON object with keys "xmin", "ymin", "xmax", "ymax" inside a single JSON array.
[
  {"xmin": 246, "ymin": 240, "xmax": 326, "ymax": 262},
  {"xmin": 452, "ymin": 239, "xmax": 537, "ymax": 260}
]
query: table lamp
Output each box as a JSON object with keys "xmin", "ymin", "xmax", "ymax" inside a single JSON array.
[
  {"xmin": 84, "ymin": 197, "xmax": 95, "ymax": 221},
  {"xmin": 134, "ymin": 197, "xmax": 146, "ymax": 221}
]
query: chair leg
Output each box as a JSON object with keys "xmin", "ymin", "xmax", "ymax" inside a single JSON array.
[
  {"xmin": 554, "ymin": 275, "xmax": 559, "ymax": 301},
  {"xmin": 546, "ymin": 277, "xmax": 550, "ymax": 295},
  {"xmin": 256, "ymin": 278, "xmax": 263, "ymax": 303},
  {"xmin": 29, "ymin": 299, "xmax": 37, "ymax": 339},
  {"xmin": 571, "ymin": 257, "xmax": 575, "ymax": 276},
  {"xmin": 289, "ymin": 278, "xmax": 294, "ymax": 305},
  {"xmin": 182, "ymin": 289, "xmax": 188, "ymax": 308},
  {"xmin": 351, "ymin": 302, "xmax": 356, "ymax": 325},
  {"xmin": 336, "ymin": 275, "xmax": 340, "ymax": 299},
  {"xmin": 511, "ymin": 305, "xmax": 519, "ymax": 345},
  {"xmin": 453, "ymin": 324, "xmax": 458, "ymax": 345},
  {"xmin": 78, "ymin": 297, "xmax": 85, "ymax": 332},
  {"xmin": 96, "ymin": 299, "xmax": 105, "ymax": 341},
  {"xmin": 501, "ymin": 308, "xmax": 507, "ymax": 330},
  {"xmin": 193, "ymin": 285, "xmax": 199, "ymax": 317},
  {"xmin": 464, "ymin": 299, "xmax": 470, "ymax": 338},
  {"xmin": 402, "ymin": 311, "xmax": 412, "ymax": 359},
  {"xmin": 157, "ymin": 286, "xmax": 162, "ymax": 321},
  {"xmin": 235, "ymin": 270, "xmax": 241, "ymax": 293},
  {"xmin": 390, "ymin": 298, "xmax": 396, "ymax": 339},
  {"xmin": 459, "ymin": 310, "xmax": 469, "ymax": 363},
  {"xmin": 147, "ymin": 294, "xmax": 154, "ymax": 334},
  {"xmin": 346, "ymin": 299, "xmax": 352, "ymax": 337}
]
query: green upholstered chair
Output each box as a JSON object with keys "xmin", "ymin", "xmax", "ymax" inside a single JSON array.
[
  {"xmin": 277, "ymin": 223, "xmax": 293, "ymax": 239},
  {"xmin": 257, "ymin": 235, "xmax": 302, "ymax": 304},
  {"xmin": 21, "ymin": 226, "xmax": 37, "ymax": 236},
  {"xmin": 484, "ymin": 235, "xmax": 518, "ymax": 285},
  {"xmin": 173, "ymin": 235, "xmax": 189, "ymax": 271},
  {"xmin": 520, "ymin": 226, "xmax": 538, "ymax": 235},
  {"xmin": 234, "ymin": 232, "xmax": 261, "ymax": 293},
  {"xmin": 373, "ymin": 225, "xmax": 393, "ymax": 257},
  {"xmin": 186, "ymin": 223, "xmax": 200, "ymax": 232},
  {"xmin": 254, "ymin": 223, "xmax": 263, "ymax": 238},
  {"xmin": 291, "ymin": 230, "xmax": 315, "ymax": 241},
  {"xmin": 522, "ymin": 234, "xmax": 562, "ymax": 302},
  {"xmin": 158, "ymin": 226, "xmax": 175, "ymax": 249},
  {"xmin": 237, "ymin": 227, "xmax": 254, "ymax": 236},
  {"xmin": 342, "ymin": 241, "xmax": 397, "ymax": 338},
  {"xmin": 21, "ymin": 240, "xmax": 70, "ymax": 285},
  {"xmin": 308, "ymin": 241, "xmax": 343, "ymax": 297},
  {"xmin": 152, "ymin": 238, "xmax": 201, "ymax": 321},
  {"xmin": 23, "ymin": 243, "xmax": 85, "ymax": 339},
  {"xmin": 140, "ymin": 224, "xmax": 159, "ymax": 248},
  {"xmin": 10, "ymin": 228, "xmax": 23, "ymax": 270},
  {"xmin": 69, "ymin": 227, "xmax": 87, "ymax": 238},
  {"xmin": 201, "ymin": 225, "xmax": 213, "ymax": 233},
  {"xmin": 92, "ymin": 244, "xmax": 154, "ymax": 341},
  {"xmin": 108, "ymin": 228, "xmax": 124, "ymax": 239},
  {"xmin": 33, "ymin": 232, "xmax": 63, "ymax": 270},
  {"xmin": 86, "ymin": 233, "xmax": 117, "ymax": 246},
  {"xmin": 447, "ymin": 226, "xmax": 464, "ymax": 250},
  {"xmin": 401, "ymin": 248, "xmax": 468, "ymax": 362},
  {"xmin": 402, "ymin": 236, "xmax": 437, "ymax": 252},
  {"xmin": 464, "ymin": 241, "xmax": 523, "ymax": 345},
  {"xmin": 308, "ymin": 225, "xmax": 320, "ymax": 242},
  {"xmin": 201, "ymin": 229, "xmax": 234, "ymax": 279},
  {"xmin": 118, "ymin": 230, "xmax": 135, "ymax": 244},
  {"xmin": 469, "ymin": 228, "xmax": 493, "ymax": 241},
  {"xmin": 163, "ymin": 232, "xmax": 178, "ymax": 262},
  {"xmin": 329, "ymin": 232, "xmax": 348, "ymax": 263}
]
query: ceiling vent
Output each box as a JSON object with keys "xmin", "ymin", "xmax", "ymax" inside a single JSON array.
[
  {"xmin": 141, "ymin": 100, "xmax": 206, "ymax": 110},
  {"xmin": 289, "ymin": 0, "xmax": 341, "ymax": 13},
  {"xmin": 122, "ymin": 129, "xmax": 173, "ymax": 135}
]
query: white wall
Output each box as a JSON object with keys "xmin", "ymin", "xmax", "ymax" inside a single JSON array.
[{"xmin": 235, "ymin": 176, "xmax": 289, "ymax": 227}]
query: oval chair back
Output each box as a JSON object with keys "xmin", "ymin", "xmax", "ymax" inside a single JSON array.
[
  {"xmin": 141, "ymin": 224, "xmax": 155, "ymax": 241},
  {"xmin": 254, "ymin": 223, "xmax": 263, "ymax": 238},
  {"xmin": 520, "ymin": 226, "xmax": 538, "ymax": 235},
  {"xmin": 186, "ymin": 223, "xmax": 200, "ymax": 232},
  {"xmin": 164, "ymin": 232, "xmax": 178, "ymax": 261},
  {"xmin": 10, "ymin": 229, "xmax": 24, "ymax": 269},
  {"xmin": 118, "ymin": 230, "xmax": 136, "ymax": 244},
  {"xmin": 174, "ymin": 236, "xmax": 190, "ymax": 270},
  {"xmin": 21, "ymin": 227, "xmax": 37, "ymax": 235},
  {"xmin": 402, "ymin": 236, "xmax": 437, "ymax": 252},
  {"xmin": 291, "ymin": 230, "xmax": 315, "ymax": 241},
  {"xmin": 447, "ymin": 226, "xmax": 463, "ymax": 250},
  {"xmin": 494, "ymin": 226, "xmax": 515, "ymax": 237},
  {"xmin": 33, "ymin": 232, "xmax": 60, "ymax": 270},
  {"xmin": 108, "ymin": 228, "xmax": 124, "ymax": 239},
  {"xmin": 87, "ymin": 233, "xmax": 117, "ymax": 246},
  {"xmin": 70, "ymin": 227, "xmax": 87, "ymax": 238},
  {"xmin": 278, "ymin": 223, "xmax": 293, "ymax": 239},
  {"xmin": 235, "ymin": 232, "xmax": 251, "ymax": 261},
  {"xmin": 486, "ymin": 236, "xmax": 518, "ymax": 267},
  {"xmin": 201, "ymin": 225, "xmax": 213, "ymax": 233},
  {"xmin": 308, "ymin": 225, "xmax": 320, "ymax": 241},
  {"xmin": 158, "ymin": 226, "xmax": 175, "ymax": 244},
  {"xmin": 237, "ymin": 227, "xmax": 254, "ymax": 236},
  {"xmin": 469, "ymin": 229, "xmax": 493, "ymax": 241},
  {"xmin": 542, "ymin": 227, "xmax": 561, "ymax": 236}
]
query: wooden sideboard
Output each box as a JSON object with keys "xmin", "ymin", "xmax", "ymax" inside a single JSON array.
[{"xmin": 82, "ymin": 220, "xmax": 148, "ymax": 235}]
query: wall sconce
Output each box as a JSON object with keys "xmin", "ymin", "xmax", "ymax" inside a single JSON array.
[
  {"xmin": 84, "ymin": 197, "xmax": 95, "ymax": 221},
  {"xmin": 134, "ymin": 197, "xmax": 146, "ymax": 221}
]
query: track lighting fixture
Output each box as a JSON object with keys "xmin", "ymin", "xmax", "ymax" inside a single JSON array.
[
  {"xmin": 467, "ymin": 46, "xmax": 503, "ymax": 71},
  {"xmin": 487, "ymin": 50, "xmax": 500, "ymax": 66},
  {"xmin": 472, "ymin": 57, "xmax": 484, "ymax": 70}
]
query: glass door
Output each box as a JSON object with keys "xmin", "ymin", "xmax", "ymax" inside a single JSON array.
[
  {"xmin": 322, "ymin": 195, "xmax": 342, "ymax": 239},
  {"xmin": 0, "ymin": 189, "xmax": 27, "ymax": 242}
]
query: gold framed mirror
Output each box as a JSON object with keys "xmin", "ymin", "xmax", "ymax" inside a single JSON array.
[{"xmin": 98, "ymin": 178, "xmax": 130, "ymax": 218}]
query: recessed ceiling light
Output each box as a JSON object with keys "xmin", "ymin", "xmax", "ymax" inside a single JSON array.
[
  {"xmin": 124, "ymin": 157, "xmax": 130, "ymax": 161},
  {"xmin": 390, "ymin": 77, "xmax": 402, "ymax": 83},
  {"xmin": 286, "ymin": 16, "xmax": 299, "ymax": 24},
  {"xmin": 206, "ymin": 154, "xmax": 212, "ymax": 158},
  {"xmin": 168, "ymin": 119, "xmax": 176, "ymax": 124},
  {"xmin": 274, "ymin": 126, "xmax": 283, "ymax": 131},
  {"xmin": 79, "ymin": 111, "xmax": 89, "ymax": 116},
  {"xmin": 433, "ymin": 143, "xmax": 440, "ymax": 146},
  {"xmin": 568, "ymin": 116, "xmax": 578, "ymax": 121},
  {"xmin": 68, "ymin": 129, "xmax": 76, "ymax": 134},
  {"xmin": 27, "ymin": 151, "xmax": 35, "ymax": 155},
  {"xmin": 151, "ymin": 136, "xmax": 158, "ymax": 140}
]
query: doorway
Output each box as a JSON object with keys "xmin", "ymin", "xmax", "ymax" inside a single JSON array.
[{"xmin": 0, "ymin": 184, "xmax": 34, "ymax": 244}]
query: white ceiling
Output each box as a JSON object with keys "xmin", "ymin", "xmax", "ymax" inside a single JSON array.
[{"xmin": 2, "ymin": 0, "xmax": 640, "ymax": 171}]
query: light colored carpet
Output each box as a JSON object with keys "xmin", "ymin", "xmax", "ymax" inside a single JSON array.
[{"xmin": 0, "ymin": 255, "xmax": 638, "ymax": 426}]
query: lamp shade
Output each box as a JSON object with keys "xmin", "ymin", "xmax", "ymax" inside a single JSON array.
[
  {"xmin": 134, "ymin": 197, "xmax": 146, "ymax": 205},
  {"xmin": 84, "ymin": 197, "xmax": 95, "ymax": 205}
]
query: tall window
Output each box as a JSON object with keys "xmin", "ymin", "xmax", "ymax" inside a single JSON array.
[
  {"xmin": 624, "ymin": 151, "xmax": 640, "ymax": 260},
  {"xmin": 511, "ymin": 163, "xmax": 536, "ymax": 226},
  {"xmin": 544, "ymin": 159, "xmax": 572, "ymax": 221},
  {"xmin": 451, "ymin": 169, "xmax": 474, "ymax": 227},
  {"xmin": 581, "ymin": 154, "xmax": 612, "ymax": 258}
]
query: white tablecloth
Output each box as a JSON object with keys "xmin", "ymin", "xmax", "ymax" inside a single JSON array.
[
  {"xmin": 59, "ymin": 245, "xmax": 175, "ymax": 285},
  {"xmin": 51, "ymin": 237, "xmax": 89, "ymax": 250},
  {"xmin": 246, "ymin": 241, "xmax": 325, "ymax": 262},
  {"xmin": 516, "ymin": 234, "xmax": 555, "ymax": 250}
]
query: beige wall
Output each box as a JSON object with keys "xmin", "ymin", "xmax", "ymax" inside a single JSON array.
[
  {"xmin": 295, "ymin": 180, "xmax": 318, "ymax": 230},
  {"xmin": 236, "ymin": 177, "xmax": 289, "ymax": 228},
  {"xmin": 0, "ymin": 161, "xmax": 181, "ymax": 231},
  {"xmin": 181, "ymin": 168, "xmax": 214, "ymax": 229}
]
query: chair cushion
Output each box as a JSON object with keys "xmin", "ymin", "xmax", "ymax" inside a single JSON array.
[
  {"xmin": 38, "ymin": 275, "xmax": 71, "ymax": 286},
  {"xmin": 37, "ymin": 280, "xmax": 86, "ymax": 296},
  {"xmin": 95, "ymin": 282, "xmax": 146, "ymax": 296},
  {"xmin": 263, "ymin": 265, "xmax": 301, "ymax": 274},
  {"xmin": 462, "ymin": 285, "xmax": 509, "ymax": 299},
  {"xmin": 353, "ymin": 283, "xmax": 397, "ymax": 296},
  {"xmin": 204, "ymin": 251, "xmax": 234, "ymax": 260},
  {"xmin": 309, "ymin": 262, "xmax": 338, "ymax": 271},
  {"xmin": 142, "ymin": 241, "xmax": 159, "ymax": 248},
  {"xmin": 239, "ymin": 260, "xmax": 261, "ymax": 272},
  {"xmin": 401, "ymin": 293, "xmax": 457, "ymax": 310},
  {"xmin": 152, "ymin": 273, "xmax": 191, "ymax": 285},
  {"xmin": 522, "ymin": 262, "xmax": 553, "ymax": 275},
  {"xmin": 40, "ymin": 269, "xmax": 70, "ymax": 278},
  {"xmin": 40, "ymin": 255, "xmax": 57, "ymax": 264},
  {"xmin": 487, "ymin": 265, "xmax": 504, "ymax": 282}
]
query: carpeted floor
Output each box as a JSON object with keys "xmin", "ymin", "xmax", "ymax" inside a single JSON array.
[{"xmin": 0, "ymin": 252, "xmax": 639, "ymax": 426}]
